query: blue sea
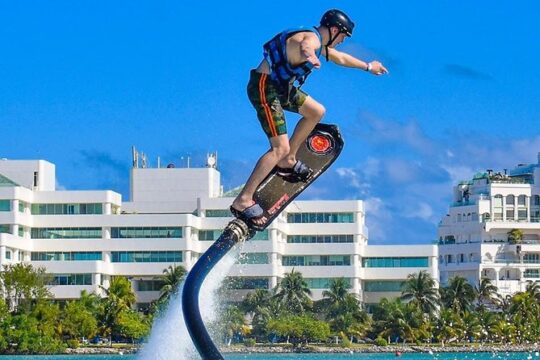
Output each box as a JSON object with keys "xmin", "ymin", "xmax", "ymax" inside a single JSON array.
[{"xmin": 0, "ymin": 353, "xmax": 538, "ymax": 360}]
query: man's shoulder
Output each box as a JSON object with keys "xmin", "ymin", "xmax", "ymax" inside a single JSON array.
[{"xmin": 288, "ymin": 30, "xmax": 320, "ymax": 44}]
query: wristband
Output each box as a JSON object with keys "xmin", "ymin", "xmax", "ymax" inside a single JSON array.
[{"xmin": 366, "ymin": 62, "xmax": 372, "ymax": 72}]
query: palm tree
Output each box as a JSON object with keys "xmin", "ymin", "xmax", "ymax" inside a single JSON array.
[
  {"xmin": 461, "ymin": 311, "xmax": 481, "ymax": 342},
  {"xmin": 475, "ymin": 277, "xmax": 500, "ymax": 309},
  {"xmin": 400, "ymin": 270, "xmax": 440, "ymax": 316},
  {"xmin": 322, "ymin": 277, "xmax": 350, "ymax": 306},
  {"xmin": 320, "ymin": 278, "xmax": 366, "ymax": 336},
  {"xmin": 507, "ymin": 228, "xmax": 523, "ymax": 244},
  {"xmin": 372, "ymin": 298, "xmax": 411, "ymax": 344},
  {"xmin": 240, "ymin": 289, "xmax": 273, "ymax": 337},
  {"xmin": 159, "ymin": 265, "xmax": 187, "ymax": 302},
  {"xmin": 525, "ymin": 280, "xmax": 540, "ymax": 301},
  {"xmin": 219, "ymin": 305, "xmax": 247, "ymax": 346},
  {"xmin": 440, "ymin": 276, "xmax": 475, "ymax": 314},
  {"xmin": 476, "ymin": 308, "xmax": 500, "ymax": 342},
  {"xmin": 274, "ymin": 269, "xmax": 312, "ymax": 314},
  {"xmin": 102, "ymin": 276, "xmax": 136, "ymax": 309},
  {"xmin": 100, "ymin": 276, "xmax": 136, "ymax": 340}
]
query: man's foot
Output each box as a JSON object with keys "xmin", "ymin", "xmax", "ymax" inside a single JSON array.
[
  {"xmin": 275, "ymin": 160, "xmax": 313, "ymax": 182},
  {"xmin": 230, "ymin": 201, "xmax": 267, "ymax": 228}
]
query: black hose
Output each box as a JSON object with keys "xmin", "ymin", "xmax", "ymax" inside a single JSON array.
[{"xmin": 182, "ymin": 219, "xmax": 251, "ymax": 359}]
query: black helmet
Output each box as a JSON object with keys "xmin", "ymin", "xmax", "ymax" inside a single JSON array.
[{"xmin": 320, "ymin": 9, "xmax": 355, "ymax": 36}]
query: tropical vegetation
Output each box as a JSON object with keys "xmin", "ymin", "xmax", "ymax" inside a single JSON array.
[{"xmin": 4, "ymin": 262, "xmax": 540, "ymax": 353}]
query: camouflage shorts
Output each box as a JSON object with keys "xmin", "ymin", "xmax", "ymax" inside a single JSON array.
[{"xmin": 247, "ymin": 70, "xmax": 308, "ymax": 138}]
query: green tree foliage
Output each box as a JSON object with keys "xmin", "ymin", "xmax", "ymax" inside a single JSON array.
[
  {"xmin": 217, "ymin": 305, "xmax": 248, "ymax": 346},
  {"xmin": 0, "ymin": 263, "xmax": 51, "ymax": 313},
  {"xmin": 267, "ymin": 315, "xmax": 330, "ymax": 346},
  {"xmin": 507, "ymin": 228, "xmax": 523, "ymax": 244},
  {"xmin": 401, "ymin": 271, "xmax": 440, "ymax": 316},
  {"xmin": 116, "ymin": 309, "xmax": 150, "ymax": 342},
  {"xmin": 440, "ymin": 276, "xmax": 476, "ymax": 314},
  {"xmin": 63, "ymin": 300, "xmax": 98, "ymax": 340},
  {"xmin": 240, "ymin": 289, "xmax": 274, "ymax": 338},
  {"xmin": 158, "ymin": 265, "xmax": 187, "ymax": 303},
  {"xmin": 274, "ymin": 269, "xmax": 312, "ymax": 314},
  {"xmin": 475, "ymin": 277, "xmax": 500, "ymax": 310},
  {"xmin": 100, "ymin": 276, "xmax": 137, "ymax": 339},
  {"xmin": 317, "ymin": 278, "xmax": 369, "ymax": 340}
]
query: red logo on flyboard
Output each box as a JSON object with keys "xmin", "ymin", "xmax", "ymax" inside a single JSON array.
[{"xmin": 268, "ymin": 194, "xmax": 290, "ymax": 215}]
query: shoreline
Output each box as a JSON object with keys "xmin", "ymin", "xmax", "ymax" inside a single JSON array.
[{"xmin": 63, "ymin": 344, "xmax": 540, "ymax": 355}]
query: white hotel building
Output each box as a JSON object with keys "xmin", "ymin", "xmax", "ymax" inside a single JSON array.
[
  {"xmin": 0, "ymin": 156, "xmax": 437, "ymax": 309},
  {"xmin": 438, "ymin": 154, "xmax": 540, "ymax": 297}
]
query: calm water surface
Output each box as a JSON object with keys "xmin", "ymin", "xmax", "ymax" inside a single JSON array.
[{"xmin": 0, "ymin": 353, "xmax": 538, "ymax": 360}]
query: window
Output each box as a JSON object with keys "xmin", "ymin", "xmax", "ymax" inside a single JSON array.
[
  {"xmin": 506, "ymin": 209, "xmax": 515, "ymax": 221},
  {"xmin": 5, "ymin": 250, "xmax": 11, "ymax": 260},
  {"xmin": 287, "ymin": 234, "xmax": 354, "ymax": 243},
  {"xmin": 237, "ymin": 253, "xmax": 269, "ymax": 264},
  {"xmin": 523, "ymin": 254, "xmax": 540, "ymax": 263},
  {"xmin": 524, "ymin": 269, "xmax": 540, "ymax": 278},
  {"xmin": 198, "ymin": 230, "xmax": 221, "ymax": 241},
  {"xmin": 282, "ymin": 255, "xmax": 351, "ymax": 266},
  {"xmin": 287, "ymin": 212, "xmax": 354, "ymax": 223},
  {"xmin": 518, "ymin": 195, "xmax": 527, "ymax": 206},
  {"xmin": 518, "ymin": 209, "xmax": 528, "ymax": 221},
  {"xmin": 251, "ymin": 230, "xmax": 269, "ymax": 241},
  {"xmin": 31, "ymin": 228, "xmax": 102, "ymax": 239},
  {"xmin": 137, "ymin": 280, "xmax": 165, "ymax": 292},
  {"xmin": 362, "ymin": 257, "xmax": 429, "ymax": 268},
  {"xmin": 111, "ymin": 227, "xmax": 182, "ymax": 239},
  {"xmin": 0, "ymin": 225, "xmax": 10, "ymax": 234},
  {"xmin": 493, "ymin": 195, "xmax": 503, "ymax": 221},
  {"xmin": 31, "ymin": 203, "xmax": 103, "ymax": 215},
  {"xmin": 31, "ymin": 252, "xmax": 102, "ymax": 261},
  {"xmin": 111, "ymin": 251, "xmax": 182, "ymax": 263},
  {"xmin": 0, "ymin": 200, "xmax": 10, "ymax": 212},
  {"xmin": 50, "ymin": 274, "xmax": 92, "ymax": 286},
  {"xmin": 205, "ymin": 209, "xmax": 232, "ymax": 218},
  {"xmin": 305, "ymin": 278, "xmax": 351, "ymax": 289},
  {"xmin": 364, "ymin": 280, "xmax": 403, "ymax": 292},
  {"xmin": 224, "ymin": 277, "xmax": 269, "ymax": 289},
  {"xmin": 506, "ymin": 195, "xmax": 515, "ymax": 205},
  {"xmin": 534, "ymin": 195, "xmax": 540, "ymax": 206}
]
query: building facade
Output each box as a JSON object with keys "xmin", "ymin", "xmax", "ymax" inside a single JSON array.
[
  {"xmin": 438, "ymin": 154, "xmax": 540, "ymax": 297},
  {"xmin": 0, "ymin": 157, "xmax": 437, "ymax": 309}
]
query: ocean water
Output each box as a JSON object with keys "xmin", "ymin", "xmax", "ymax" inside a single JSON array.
[{"xmin": 0, "ymin": 352, "xmax": 538, "ymax": 360}]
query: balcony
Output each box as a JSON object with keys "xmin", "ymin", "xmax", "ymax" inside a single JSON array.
[{"xmin": 452, "ymin": 199, "xmax": 477, "ymax": 207}]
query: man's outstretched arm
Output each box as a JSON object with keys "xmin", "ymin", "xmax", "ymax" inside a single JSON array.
[{"xmin": 327, "ymin": 48, "xmax": 388, "ymax": 75}]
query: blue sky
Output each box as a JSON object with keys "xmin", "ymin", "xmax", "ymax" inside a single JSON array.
[{"xmin": 1, "ymin": 1, "xmax": 540, "ymax": 244}]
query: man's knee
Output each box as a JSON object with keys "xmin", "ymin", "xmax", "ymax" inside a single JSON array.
[
  {"xmin": 314, "ymin": 104, "xmax": 326, "ymax": 120},
  {"xmin": 305, "ymin": 102, "xmax": 326, "ymax": 121}
]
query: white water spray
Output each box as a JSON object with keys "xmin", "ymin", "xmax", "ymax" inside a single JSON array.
[{"xmin": 138, "ymin": 246, "xmax": 241, "ymax": 360}]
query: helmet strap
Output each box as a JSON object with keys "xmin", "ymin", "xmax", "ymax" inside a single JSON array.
[{"xmin": 324, "ymin": 27, "xmax": 338, "ymax": 61}]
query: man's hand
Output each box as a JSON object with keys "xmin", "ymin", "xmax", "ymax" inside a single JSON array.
[
  {"xmin": 367, "ymin": 61, "xmax": 388, "ymax": 75},
  {"xmin": 307, "ymin": 54, "xmax": 321, "ymax": 69}
]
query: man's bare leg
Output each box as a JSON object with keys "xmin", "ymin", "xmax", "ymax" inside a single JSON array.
[
  {"xmin": 232, "ymin": 134, "xmax": 290, "ymax": 226},
  {"xmin": 277, "ymin": 97, "xmax": 326, "ymax": 169}
]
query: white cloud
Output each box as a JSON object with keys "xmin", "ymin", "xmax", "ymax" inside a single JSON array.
[
  {"xmin": 440, "ymin": 164, "xmax": 476, "ymax": 185},
  {"xmin": 363, "ymin": 197, "xmax": 392, "ymax": 241},
  {"xmin": 403, "ymin": 202, "xmax": 434, "ymax": 222},
  {"xmin": 336, "ymin": 167, "xmax": 362, "ymax": 189}
]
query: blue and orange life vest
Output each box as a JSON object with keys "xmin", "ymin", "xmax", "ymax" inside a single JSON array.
[{"xmin": 263, "ymin": 27, "xmax": 322, "ymax": 88}]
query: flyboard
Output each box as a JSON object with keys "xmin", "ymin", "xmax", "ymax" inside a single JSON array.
[{"xmin": 182, "ymin": 123, "xmax": 344, "ymax": 359}]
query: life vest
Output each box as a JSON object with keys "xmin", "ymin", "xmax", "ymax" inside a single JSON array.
[{"xmin": 263, "ymin": 27, "xmax": 322, "ymax": 87}]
